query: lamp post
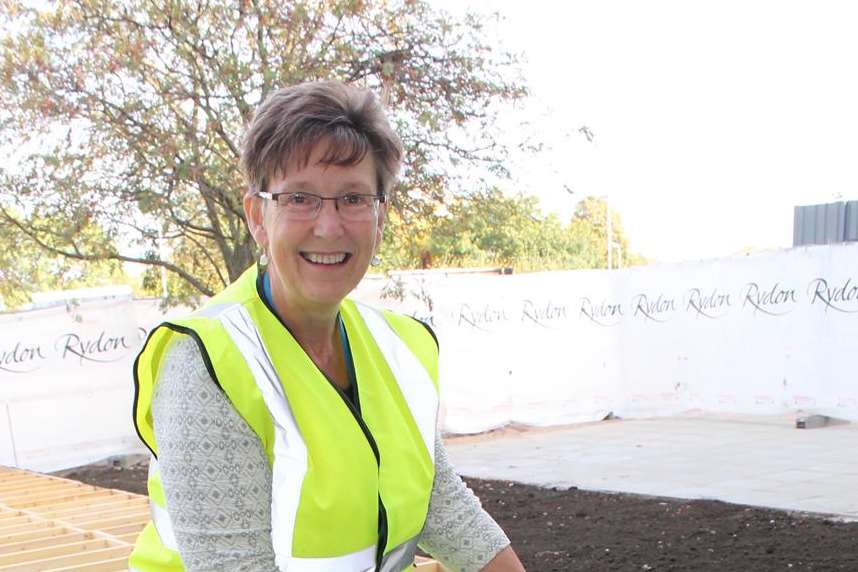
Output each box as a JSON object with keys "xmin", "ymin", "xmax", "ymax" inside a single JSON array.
[
  {"xmin": 158, "ymin": 232, "xmax": 169, "ymax": 299},
  {"xmin": 577, "ymin": 126, "xmax": 614, "ymax": 270},
  {"xmin": 606, "ymin": 199, "xmax": 612, "ymax": 270}
]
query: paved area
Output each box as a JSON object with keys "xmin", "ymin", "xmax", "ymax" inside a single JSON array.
[{"xmin": 444, "ymin": 414, "xmax": 858, "ymax": 520}]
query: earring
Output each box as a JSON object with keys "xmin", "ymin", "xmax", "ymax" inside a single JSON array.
[
  {"xmin": 258, "ymin": 251, "xmax": 269, "ymax": 268},
  {"xmin": 370, "ymin": 255, "xmax": 381, "ymax": 267}
]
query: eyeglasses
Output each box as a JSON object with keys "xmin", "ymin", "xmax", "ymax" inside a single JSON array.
[{"xmin": 257, "ymin": 191, "xmax": 385, "ymax": 221}]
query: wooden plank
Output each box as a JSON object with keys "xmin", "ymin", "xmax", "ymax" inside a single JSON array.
[
  {"xmin": 0, "ymin": 517, "xmax": 33, "ymax": 530},
  {"xmin": 116, "ymin": 529, "xmax": 142, "ymax": 544},
  {"xmin": 0, "ymin": 523, "xmax": 51, "ymax": 538},
  {"xmin": 0, "ymin": 545, "xmax": 131, "ymax": 571},
  {"xmin": 4, "ymin": 490, "xmax": 111, "ymax": 510},
  {"xmin": 0, "ymin": 481, "xmax": 76, "ymax": 496},
  {"xmin": 39, "ymin": 498, "xmax": 146, "ymax": 520},
  {"xmin": 46, "ymin": 556, "xmax": 130, "ymax": 572},
  {"xmin": 114, "ymin": 533, "xmax": 139, "ymax": 545},
  {"xmin": 0, "ymin": 533, "xmax": 91, "ymax": 557},
  {"xmin": 0, "ymin": 483, "xmax": 63, "ymax": 501},
  {"xmin": 0, "ymin": 478, "xmax": 45, "ymax": 490},
  {"xmin": 0, "ymin": 512, "xmax": 25, "ymax": 522},
  {"xmin": 73, "ymin": 514, "xmax": 149, "ymax": 531},
  {"xmin": 98, "ymin": 523, "xmax": 146, "ymax": 537},
  {"xmin": 0, "ymin": 469, "xmax": 73, "ymax": 484},
  {"xmin": 0, "ymin": 475, "xmax": 57, "ymax": 487},
  {"xmin": 59, "ymin": 506, "xmax": 149, "ymax": 526},
  {"xmin": 0, "ymin": 486, "xmax": 88, "ymax": 503},
  {"xmin": 0, "ymin": 474, "xmax": 115, "ymax": 498},
  {"xmin": 0, "ymin": 479, "xmax": 95, "ymax": 494},
  {"xmin": 0, "ymin": 473, "xmax": 38, "ymax": 485},
  {"xmin": 7, "ymin": 491, "xmax": 126, "ymax": 512},
  {"xmin": 0, "ymin": 527, "xmax": 71, "ymax": 547},
  {"xmin": 0, "ymin": 539, "xmax": 112, "ymax": 567}
]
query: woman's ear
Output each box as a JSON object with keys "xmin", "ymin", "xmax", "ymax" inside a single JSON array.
[{"xmin": 243, "ymin": 191, "xmax": 268, "ymax": 250}]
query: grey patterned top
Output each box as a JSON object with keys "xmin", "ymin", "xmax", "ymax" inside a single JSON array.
[{"xmin": 151, "ymin": 336, "xmax": 509, "ymax": 572}]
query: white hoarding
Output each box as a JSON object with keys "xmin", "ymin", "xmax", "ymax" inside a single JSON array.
[
  {"xmin": 0, "ymin": 298, "xmax": 182, "ymax": 472},
  {"xmin": 357, "ymin": 243, "xmax": 858, "ymax": 433},
  {"xmin": 2, "ymin": 243, "xmax": 856, "ymax": 471}
]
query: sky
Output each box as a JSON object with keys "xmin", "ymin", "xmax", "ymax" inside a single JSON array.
[
  {"xmin": 4, "ymin": 1, "xmax": 857, "ymax": 267},
  {"xmin": 431, "ymin": 0, "xmax": 858, "ymax": 263}
]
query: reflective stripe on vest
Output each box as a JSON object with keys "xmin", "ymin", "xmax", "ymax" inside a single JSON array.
[
  {"xmin": 354, "ymin": 302, "xmax": 436, "ymax": 464},
  {"xmin": 219, "ymin": 303, "xmax": 310, "ymax": 569},
  {"xmin": 147, "ymin": 458, "xmax": 178, "ymax": 551}
]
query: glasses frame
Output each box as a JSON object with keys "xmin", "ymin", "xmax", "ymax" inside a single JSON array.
[{"xmin": 257, "ymin": 190, "xmax": 385, "ymax": 221}]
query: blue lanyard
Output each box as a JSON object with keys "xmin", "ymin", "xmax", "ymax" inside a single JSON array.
[{"xmin": 261, "ymin": 271, "xmax": 357, "ymax": 393}]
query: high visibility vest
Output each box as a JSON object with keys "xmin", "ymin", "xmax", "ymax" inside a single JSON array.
[{"xmin": 129, "ymin": 267, "xmax": 439, "ymax": 572}]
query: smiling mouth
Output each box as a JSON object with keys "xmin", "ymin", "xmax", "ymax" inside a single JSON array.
[{"xmin": 300, "ymin": 252, "xmax": 350, "ymax": 265}]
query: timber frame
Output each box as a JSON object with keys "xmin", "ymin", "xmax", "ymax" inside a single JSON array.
[
  {"xmin": 0, "ymin": 465, "xmax": 450, "ymax": 571},
  {"xmin": 0, "ymin": 465, "xmax": 147, "ymax": 571}
]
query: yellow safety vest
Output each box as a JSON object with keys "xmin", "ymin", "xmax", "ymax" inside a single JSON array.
[{"xmin": 129, "ymin": 267, "xmax": 439, "ymax": 571}]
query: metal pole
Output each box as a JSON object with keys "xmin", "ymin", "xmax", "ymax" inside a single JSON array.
[
  {"xmin": 6, "ymin": 403, "xmax": 19, "ymax": 468},
  {"xmin": 606, "ymin": 199, "xmax": 613, "ymax": 270},
  {"xmin": 160, "ymin": 268, "xmax": 168, "ymax": 299},
  {"xmin": 159, "ymin": 235, "xmax": 169, "ymax": 299}
]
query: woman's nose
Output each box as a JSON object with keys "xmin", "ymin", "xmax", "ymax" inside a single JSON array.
[{"xmin": 312, "ymin": 198, "xmax": 345, "ymax": 238}]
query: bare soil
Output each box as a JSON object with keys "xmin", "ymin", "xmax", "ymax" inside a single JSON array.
[{"xmin": 57, "ymin": 460, "xmax": 858, "ymax": 571}]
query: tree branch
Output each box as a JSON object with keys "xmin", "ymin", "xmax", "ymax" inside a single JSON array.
[{"xmin": 0, "ymin": 206, "xmax": 216, "ymax": 297}]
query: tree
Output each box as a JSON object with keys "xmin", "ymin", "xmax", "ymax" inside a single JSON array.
[
  {"xmin": 384, "ymin": 188, "xmax": 590, "ymax": 271},
  {"xmin": 0, "ymin": 213, "xmax": 127, "ymax": 309},
  {"xmin": 378, "ymin": 191, "xmax": 649, "ymax": 272},
  {"xmin": 568, "ymin": 196, "xmax": 645, "ymax": 268},
  {"xmin": 0, "ymin": 0, "xmax": 527, "ymax": 303}
]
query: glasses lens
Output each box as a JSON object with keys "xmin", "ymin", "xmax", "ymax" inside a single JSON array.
[
  {"xmin": 337, "ymin": 194, "xmax": 377, "ymax": 221},
  {"xmin": 280, "ymin": 193, "xmax": 320, "ymax": 220},
  {"xmin": 276, "ymin": 192, "xmax": 378, "ymax": 221}
]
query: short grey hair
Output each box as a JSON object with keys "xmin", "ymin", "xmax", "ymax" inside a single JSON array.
[{"xmin": 240, "ymin": 80, "xmax": 403, "ymax": 198}]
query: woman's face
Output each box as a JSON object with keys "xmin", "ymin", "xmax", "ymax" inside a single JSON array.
[{"xmin": 245, "ymin": 142, "xmax": 385, "ymax": 317}]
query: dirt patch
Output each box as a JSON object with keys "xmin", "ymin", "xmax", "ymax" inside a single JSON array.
[
  {"xmin": 54, "ymin": 458, "xmax": 149, "ymax": 496},
  {"xmin": 465, "ymin": 478, "xmax": 858, "ymax": 571},
  {"xmin": 55, "ymin": 460, "xmax": 858, "ymax": 571}
]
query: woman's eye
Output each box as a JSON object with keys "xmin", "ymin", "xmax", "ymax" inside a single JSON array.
[
  {"xmin": 287, "ymin": 193, "xmax": 308, "ymax": 205},
  {"xmin": 342, "ymin": 194, "xmax": 363, "ymax": 206}
]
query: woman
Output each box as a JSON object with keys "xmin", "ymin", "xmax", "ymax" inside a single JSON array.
[{"xmin": 130, "ymin": 81, "xmax": 526, "ymax": 572}]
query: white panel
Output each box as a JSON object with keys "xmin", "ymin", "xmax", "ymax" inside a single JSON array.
[
  {"xmin": 9, "ymin": 387, "xmax": 146, "ymax": 472},
  {"xmin": 1, "ymin": 243, "xmax": 856, "ymax": 471},
  {"xmin": 355, "ymin": 242, "xmax": 858, "ymax": 434},
  {"xmin": 0, "ymin": 298, "xmax": 187, "ymax": 472}
]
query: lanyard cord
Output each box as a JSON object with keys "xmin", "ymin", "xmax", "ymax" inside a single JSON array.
[
  {"xmin": 337, "ymin": 312, "xmax": 358, "ymax": 397},
  {"xmin": 262, "ymin": 271, "xmax": 358, "ymax": 402}
]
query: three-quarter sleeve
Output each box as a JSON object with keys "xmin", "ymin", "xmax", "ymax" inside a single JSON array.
[
  {"xmin": 151, "ymin": 336, "xmax": 278, "ymax": 571},
  {"xmin": 419, "ymin": 433, "xmax": 511, "ymax": 572}
]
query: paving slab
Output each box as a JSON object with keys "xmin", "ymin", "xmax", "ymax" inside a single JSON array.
[{"xmin": 444, "ymin": 414, "xmax": 858, "ymax": 520}]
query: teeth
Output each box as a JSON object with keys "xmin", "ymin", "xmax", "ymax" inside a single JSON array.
[{"xmin": 303, "ymin": 252, "xmax": 347, "ymax": 265}]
